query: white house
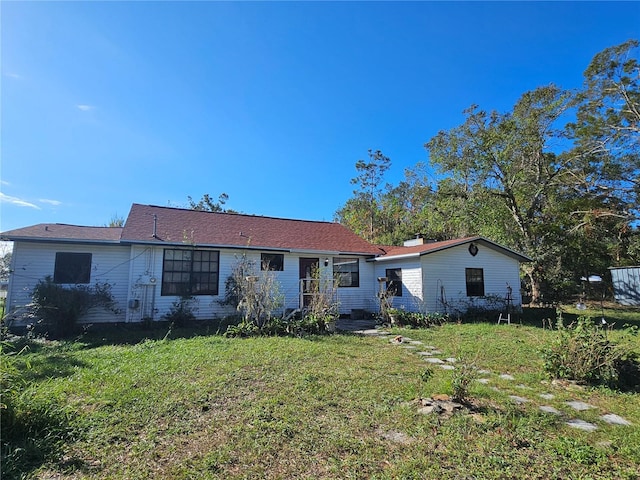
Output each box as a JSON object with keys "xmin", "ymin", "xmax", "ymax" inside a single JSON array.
[
  {"xmin": 374, "ymin": 237, "xmax": 530, "ymax": 315},
  {"xmin": 1, "ymin": 203, "xmax": 530, "ymax": 326}
]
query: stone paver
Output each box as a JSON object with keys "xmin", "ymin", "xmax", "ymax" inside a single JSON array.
[
  {"xmin": 566, "ymin": 419, "xmax": 598, "ymax": 432},
  {"xmin": 424, "ymin": 357, "xmax": 445, "ymax": 364},
  {"xmin": 378, "ymin": 430, "xmax": 414, "ymax": 445},
  {"xmin": 509, "ymin": 395, "xmax": 529, "ymax": 404},
  {"xmin": 408, "ymin": 340, "xmax": 423, "ymax": 345},
  {"xmin": 439, "ymin": 364, "xmax": 455, "ymax": 370},
  {"xmin": 565, "ymin": 401, "xmax": 595, "ymax": 411},
  {"xmin": 499, "ymin": 374, "xmax": 515, "ymax": 380},
  {"xmin": 445, "ymin": 357, "xmax": 457, "ymax": 363},
  {"xmin": 539, "ymin": 393, "xmax": 555, "ymax": 400},
  {"xmin": 416, "ymin": 351, "xmax": 435, "ymax": 356},
  {"xmin": 539, "ymin": 405, "xmax": 561, "ymax": 415},
  {"xmin": 600, "ymin": 414, "xmax": 632, "ymax": 426},
  {"xmin": 477, "ymin": 369, "xmax": 491, "ymax": 374},
  {"xmin": 476, "ymin": 378, "xmax": 491, "ymax": 384}
]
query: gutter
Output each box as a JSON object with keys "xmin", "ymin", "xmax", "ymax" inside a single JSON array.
[
  {"xmin": 0, "ymin": 237, "xmax": 123, "ymax": 245},
  {"xmin": 369, "ymin": 252, "xmax": 421, "ymax": 262}
]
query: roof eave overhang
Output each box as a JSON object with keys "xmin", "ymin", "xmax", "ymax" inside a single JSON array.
[
  {"xmin": 370, "ymin": 252, "xmax": 421, "ymax": 262},
  {"xmin": 121, "ymin": 239, "xmax": 378, "ymax": 257},
  {"xmin": 1, "ymin": 236, "xmax": 123, "ymax": 245},
  {"xmin": 373, "ymin": 237, "xmax": 531, "ymax": 263}
]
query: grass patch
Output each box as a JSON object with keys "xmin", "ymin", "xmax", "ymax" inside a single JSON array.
[{"xmin": 3, "ymin": 315, "xmax": 640, "ymax": 479}]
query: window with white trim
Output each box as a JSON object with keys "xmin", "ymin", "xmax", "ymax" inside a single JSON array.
[
  {"xmin": 333, "ymin": 257, "xmax": 359, "ymax": 287},
  {"xmin": 54, "ymin": 252, "xmax": 92, "ymax": 284},
  {"xmin": 261, "ymin": 253, "xmax": 284, "ymax": 271},
  {"xmin": 162, "ymin": 249, "xmax": 219, "ymax": 296},
  {"xmin": 386, "ymin": 268, "xmax": 402, "ymax": 296},
  {"xmin": 465, "ymin": 268, "xmax": 484, "ymax": 296}
]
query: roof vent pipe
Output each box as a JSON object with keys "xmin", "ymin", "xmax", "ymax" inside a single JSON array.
[{"xmin": 152, "ymin": 214, "xmax": 158, "ymax": 239}]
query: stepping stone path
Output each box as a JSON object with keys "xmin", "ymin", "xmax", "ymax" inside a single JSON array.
[
  {"xmin": 566, "ymin": 419, "xmax": 599, "ymax": 432},
  {"xmin": 565, "ymin": 401, "xmax": 595, "ymax": 411},
  {"xmin": 356, "ymin": 328, "xmax": 633, "ymax": 432},
  {"xmin": 424, "ymin": 357, "xmax": 445, "ymax": 364},
  {"xmin": 601, "ymin": 414, "xmax": 632, "ymax": 426},
  {"xmin": 539, "ymin": 405, "xmax": 561, "ymax": 415},
  {"xmin": 509, "ymin": 395, "xmax": 529, "ymax": 404}
]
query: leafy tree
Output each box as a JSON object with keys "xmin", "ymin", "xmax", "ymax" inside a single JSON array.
[
  {"xmin": 105, "ymin": 214, "xmax": 124, "ymax": 227},
  {"xmin": 425, "ymin": 86, "xmax": 574, "ymax": 303},
  {"xmin": 377, "ymin": 163, "xmax": 442, "ymax": 245},
  {"xmin": 566, "ymin": 39, "xmax": 639, "ymax": 264},
  {"xmin": 333, "ymin": 41, "xmax": 639, "ymax": 303},
  {"xmin": 0, "ymin": 249, "xmax": 11, "ymax": 282},
  {"xmin": 335, "ymin": 150, "xmax": 391, "ymax": 241},
  {"xmin": 187, "ymin": 193, "xmax": 231, "ymax": 212}
]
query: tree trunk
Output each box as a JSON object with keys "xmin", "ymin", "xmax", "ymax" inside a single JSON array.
[{"xmin": 525, "ymin": 267, "xmax": 543, "ymax": 306}]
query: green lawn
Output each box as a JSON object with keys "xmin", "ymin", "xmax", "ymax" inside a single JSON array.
[{"xmin": 3, "ymin": 312, "xmax": 640, "ymax": 479}]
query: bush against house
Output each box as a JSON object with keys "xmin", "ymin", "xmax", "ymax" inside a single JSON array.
[{"xmin": 30, "ymin": 276, "xmax": 118, "ymax": 338}]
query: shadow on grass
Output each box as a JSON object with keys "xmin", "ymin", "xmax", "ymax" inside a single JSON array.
[
  {"xmin": 1, "ymin": 392, "xmax": 81, "ymax": 480},
  {"xmin": 461, "ymin": 305, "xmax": 640, "ymax": 330}
]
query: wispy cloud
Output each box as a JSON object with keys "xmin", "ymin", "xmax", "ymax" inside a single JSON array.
[
  {"xmin": 1, "ymin": 180, "xmax": 10, "ymax": 187},
  {"xmin": 4, "ymin": 72, "xmax": 22, "ymax": 79},
  {"xmin": 0, "ymin": 192, "xmax": 40, "ymax": 209},
  {"xmin": 39, "ymin": 198, "xmax": 62, "ymax": 206},
  {"xmin": 76, "ymin": 104, "xmax": 95, "ymax": 111}
]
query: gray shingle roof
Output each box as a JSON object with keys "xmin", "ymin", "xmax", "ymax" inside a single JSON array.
[
  {"xmin": 1, "ymin": 224, "xmax": 123, "ymax": 243},
  {"xmin": 120, "ymin": 204, "xmax": 383, "ymax": 255}
]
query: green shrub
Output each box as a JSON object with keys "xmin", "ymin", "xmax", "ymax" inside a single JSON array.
[
  {"xmin": 223, "ymin": 314, "xmax": 329, "ymax": 338},
  {"xmin": 451, "ymin": 359, "xmax": 478, "ymax": 404},
  {"xmin": 162, "ymin": 296, "xmax": 197, "ymax": 327},
  {"xmin": 30, "ymin": 276, "xmax": 117, "ymax": 338},
  {"xmin": 389, "ymin": 309, "xmax": 449, "ymax": 328},
  {"xmin": 224, "ymin": 318, "xmax": 259, "ymax": 338},
  {"xmin": 541, "ymin": 315, "xmax": 639, "ymax": 390}
]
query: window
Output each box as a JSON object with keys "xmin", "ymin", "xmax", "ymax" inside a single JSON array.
[
  {"xmin": 333, "ymin": 257, "xmax": 359, "ymax": 287},
  {"xmin": 54, "ymin": 252, "xmax": 92, "ymax": 284},
  {"xmin": 261, "ymin": 253, "xmax": 284, "ymax": 271},
  {"xmin": 465, "ymin": 268, "xmax": 485, "ymax": 296},
  {"xmin": 386, "ymin": 268, "xmax": 402, "ymax": 296},
  {"xmin": 162, "ymin": 249, "xmax": 219, "ymax": 296}
]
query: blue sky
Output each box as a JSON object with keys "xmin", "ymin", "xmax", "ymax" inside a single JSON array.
[{"xmin": 1, "ymin": 1, "xmax": 639, "ymax": 233}]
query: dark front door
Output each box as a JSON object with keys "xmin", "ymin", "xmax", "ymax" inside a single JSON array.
[{"xmin": 299, "ymin": 257, "xmax": 319, "ymax": 308}]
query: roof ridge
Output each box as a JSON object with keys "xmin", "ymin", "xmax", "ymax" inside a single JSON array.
[
  {"xmin": 136, "ymin": 203, "xmax": 339, "ymax": 225},
  {"xmin": 40, "ymin": 223, "xmax": 123, "ymax": 229}
]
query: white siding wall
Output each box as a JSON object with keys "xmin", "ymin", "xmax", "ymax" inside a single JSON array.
[
  {"xmin": 126, "ymin": 246, "xmax": 375, "ymax": 322},
  {"xmin": 335, "ymin": 258, "xmax": 376, "ymax": 314},
  {"xmin": 421, "ymin": 244, "xmax": 522, "ymax": 314},
  {"xmin": 6, "ymin": 242, "xmax": 130, "ymax": 324},
  {"xmin": 374, "ymin": 258, "xmax": 424, "ymax": 312}
]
